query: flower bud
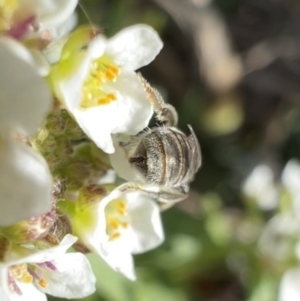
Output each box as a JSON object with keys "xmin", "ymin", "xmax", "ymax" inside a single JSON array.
[
  {"xmin": 36, "ymin": 214, "xmax": 72, "ymax": 248},
  {"xmin": 0, "ymin": 202, "xmax": 56, "ymax": 244},
  {"xmin": 77, "ymin": 184, "xmax": 115, "ymax": 210}
]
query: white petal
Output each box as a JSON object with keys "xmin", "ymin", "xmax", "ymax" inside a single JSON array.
[
  {"xmin": 78, "ymin": 224, "xmax": 136, "ymax": 280},
  {"xmin": 0, "ymin": 138, "xmax": 52, "ymax": 227},
  {"xmin": 76, "ymin": 192, "xmax": 135, "ymax": 279},
  {"xmin": 58, "ymin": 36, "xmax": 106, "ymax": 108},
  {"xmin": 6, "ymin": 234, "xmax": 77, "ymax": 265},
  {"xmin": 282, "ymin": 159, "xmax": 300, "ymax": 195},
  {"xmin": 23, "ymin": 0, "xmax": 78, "ymax": 27},
  {"xmin": 13, "ymin": 282, "xmax": 47, "ymax": 301},
  {"xmin": 0, "ymin": 268, "xmax": 11, "ymax": 301},
  {"xmin": 100, "ymin": 250, "xmax": 136, "ymax": 281},
  {"xmin": 108, "ymin": 71, "xmax": 153, "ymax": 135},
  {"xmin": 66, "ymin": 71, "xmax": 153, "ymax": 154},
  {"xmin": 106, "ymin": 24, "xmax": 163, "ymax": 70},
  {"xmin": 28, "ymin": 49, "xmax": 50, "ymax": 76},
  {"xmin": 43, "ymin": 13, "xmax": 78, "ymax": 63},
  {"xmin": 0, "ymin": 37, "xmax": 34, "ymax": 66},
  {"xmin": 85, "ymin": 188, "xmax": 163, "ymax": 279},
  {"xmin": 95, "ymin": 193, "xmax": 164, "ymax": 279},
  {"xmin": 97, "ymin": 169, "xmax": 117, "ymax": 185},
  {"xmin": 0, "ymin": 268, "xmax": 47, "ymax": 301},
  {"xmin": 258, "ymin": 213, "xmax": 300, "ymax": 261},
  {"xmin": 125, "ymin": 192, "xmax": 164, "ymax": 254},
  {"xmin": 40, "ymin": 253, "xmax": 96, "ymax": 298},
  {"xmin": 279, "ymin": 268, "xmax": 300, "ymax": 301},
  {"xmin": 242, "ymin": 165, "xmax": 278, "ymax": 210},
  {"xmin": 109, "ymin": 136, "xmax": 143, "ymax": 182},
  {"xmin": 0, "ymin": 38, "xmax": 51, "ymax": 135}
]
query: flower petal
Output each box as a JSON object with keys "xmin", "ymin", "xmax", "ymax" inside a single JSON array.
[
  {"xmin": 14, "ymin": 282, "xmax": 47, "ymax": 301},
  {"xmin": 57, "ymin": 35, "xmax": 106, "ymax": 107},
  {"xmin": 43, "ymin": 13, "xmax": 78, "ymax": 63},
  {"xmin": 99, "ymin": 250, "xmax": 136, "ymax": 281},
  {"xmin": 80, "ymin": 187, "xmax": 163, "ymax": 280},
  {"xmin": 63, "ymin": 71, "xmax": 153, "ymax": 153},
  {"xmin": 282, "ymin": 159, "xmax": 300, "ymax": 196},
  {"xmin": 0, "ymin": 37, "xmax": 51, "ymax": 135},
  {"xmin": 242, "ymin": 164, "xmax": 278, "ymax": 210},
  {"xmin": 279, "ymin": 267, "xmax": 300, "ymax": 301},
  {"xmin": 125, "ymin": 192, "xmax": 164, "ymax": 254},
  {"xmin": 109, "ymin": 136, "xmax": 141, "ymax": 182},
  {"xmin": 23, "ymin": 0, "xmax": 78, "ymax": 27},
  {"xmin": 0, "ymin": 268, "xmax": 11, "ymax": 301},
  {"xmin": 258, "ymin": 213, "xmax": 300, "ymax": 261},
  {"xmin": 6, "ymin": 234, "xmax": 77, "ymax": 265},
  {"xmin": 40, "ymin": 253, "xmax": 96, "ymax": 298},
  {"xmin": 106, "ymin": 24, "xmax": 163, "ymax": 70},
  {"xmin": 0, "ymin": 138, "xmax": 52, "ymax": 227}
]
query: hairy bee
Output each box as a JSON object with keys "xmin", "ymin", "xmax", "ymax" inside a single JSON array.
[{"xmin": 111, "ymin": 74, "xmax": 201, "ymax": 210}]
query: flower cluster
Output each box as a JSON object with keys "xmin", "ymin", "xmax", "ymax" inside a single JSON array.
[
  {"xmin": 0, "ymin": 1, "xmax": 165, "ymax": 299},
  {"xmin": 242, "ymin": 160, "xmax": 300, "ymax": 301}
]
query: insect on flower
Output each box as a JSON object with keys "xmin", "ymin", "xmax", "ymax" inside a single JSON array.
[{"xmin": 111, "ymin": 73, "xmax": 202, "ymax": 210}]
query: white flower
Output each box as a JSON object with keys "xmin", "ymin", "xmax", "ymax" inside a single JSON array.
[
  {"xmin": 75, "ymin": 187, "xmax": 164, "ymax": 280},
  {"xmin": 41, "ymin": 12, "xmax": 78, "ymax": 63},
  {"xmin": 25, "ymin": 0, "xmax": 79, "ymax": 64},
  {"xmin": 2, "ymin": 0, "xmax": 78, "ymax": 37},
  {"xmin": 56, "ymin": 24, "xmax": 163, "ymax": 153},
  {"xmin": 0, "ymin": 234, "xmax": 96, "ymax": 300},
  {"xmin": 258, "ymin": 213, "xmax": 300, "ymax": 261},
  {"xmin": 2, "ymin": 0, "xmax": 78, "ymax": 69},
  {"xmin": 242, "ymin": 164, "xmax": 278, "ymax": 210},
  {"xmin": 0, "ymin": 138, "xmax": 52, "ymax": 227},
  {"xmin": 0, "ymin": 37, "xmax": 51, "ymax": 135},
  {"xmin": 0, "ymin": 37, "xmax": 52, "ymax": 226},
  {"xmin": 23, "ymin": 0, "xmax": 78, "ymax": 29},
  {"xmin": 279, "ymin": 267, "xmax": 300, "ymax": 301}
]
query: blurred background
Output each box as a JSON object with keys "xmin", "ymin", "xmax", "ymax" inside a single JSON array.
[{"xmin": 50, "ymin": 0, "xmax": 300, "ymax": 300}]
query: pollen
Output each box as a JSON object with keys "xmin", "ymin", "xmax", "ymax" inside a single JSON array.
[
  {"xmin": 120, "ymin": 222, "xmax": 129, "ymax": 228},
  {"xmin": 80, "ymin": 55, "xmax": 120, "ymax": 109},
  {"xmin": 38, "ymin": 278, "xmax": 47, "ymax": 288},
  {"xmin": 105, "ymin": 199, "xmax": 129, "ymax": 241},
  {"xmin": 97, "ymin": 93, "xmax": 117, "ymax": 105},
  {"xmin": 108, "ymin": 232, "xmax": 121, "ymax": 241},
  {"xmin": 107, "ymin": 218, "xmax": 119, "ymax": 229},
  {"xmin": 21, "ymin": 273, "xmax": 33, "ymax": 283},
  {"xmin": 9, "ymin": 264, "xmax": 33, "ymax": 285}
]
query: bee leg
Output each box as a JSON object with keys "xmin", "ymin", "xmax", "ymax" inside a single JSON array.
[
  {"xmin": 116, "ymin": 182, "xmax": 187, "ymax": 211},
  {"xmin": 137, "ymin": 73, "xmax": 178, "ymax": 126}
]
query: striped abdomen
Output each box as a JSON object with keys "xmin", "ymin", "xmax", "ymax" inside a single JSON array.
[{"xmin": 141, "ymin": 127, "xmax": 196, "ymax": 187}]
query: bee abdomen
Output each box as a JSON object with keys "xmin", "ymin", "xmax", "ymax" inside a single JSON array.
[{"xmin": 145, "ymin": 127, "xmax": 190, "ymax": 186}]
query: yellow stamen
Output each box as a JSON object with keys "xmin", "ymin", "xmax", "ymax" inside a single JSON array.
[
  {"xmin": 10, "ymin": 264, "xmax": 34, "ymax": 284},
  {"xmin": 105, "ymin": 199, "xmax": 129, "ymax": 241},
  {"xmin": 21, "ymin": 274, "xmax": 33, "ymax": 283},
  {"xmin": 108, "ymin": 232, "xmax": 121, "ymax": 241},
  {"xmin": 116, "ymin": 201, "xmax": 125, "ymax": 210},
  {"xmin": 11, "ymin": 264, "xmax": 27, "ymax": 279},
  {"xmin": 120, "ymin": 222, "xmax": 129, "ymax": 228},
  {"xmin": 80, "ymin": 56, "xmax": 120, "ymax": 109},
  {"xmin": 97, "ymin": 93, "xmax": 116, "ymax": 105},
  {"xmin": 107, "ymin": 219, "xmax": 119, "ymax": 230},
  {"xmin": 38, "ymin": 279, "xmax": 47, "ymax": 288}
]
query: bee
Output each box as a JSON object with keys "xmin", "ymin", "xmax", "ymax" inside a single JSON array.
[{"xmin": 110, "ymin": 73, "xmax": 201, "ymax": 210}]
